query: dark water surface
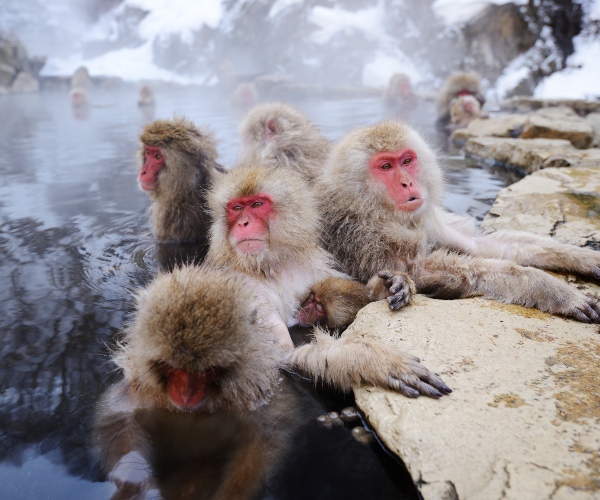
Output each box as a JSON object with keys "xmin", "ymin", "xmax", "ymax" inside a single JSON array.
[{"xmin": 0, "ymin": 88, "xmax": 509, "ymax": 499}]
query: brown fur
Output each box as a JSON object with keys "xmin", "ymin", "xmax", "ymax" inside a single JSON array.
[
  {"xmin": 206, "ymin": 162, "xmax": 451, "ymax": 398},
  {"xmin": 449, "ymin": 94, "xmax": 482, "ymax": 128},
  {"xmin": 139, "ymin": 117, "xmax": 222, "ymax": 243},
  {"xmin": 115, "ymin": 265, "xmax": 286, "ymax": 413},
  {"xmin": 383, "ymin": 73, "xmax": 418, "ymax": 110},
  {"xmin": 101, "ymin": 267, "xmax": 299, "ymax": 497},
  {"xmin": 317, "ymin": 121, "xmax": 600, "ymax": 323},
  {"xmin": 435, "ymin": 72, "xmax": 485, "ymax": 126},
  {"xmin": 236, "ymin": 102, "xmax": 332, "ymax": 182}
]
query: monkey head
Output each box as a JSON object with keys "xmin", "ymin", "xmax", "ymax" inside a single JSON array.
[
  {"xmin": 138, "ymin": 117, "xmax": 218, "ymax": 197},
  {"xmin": 323, "ymin": 121, "xmax": 444, "ymax": 221},
  {"xmin": 207, "ymin": 164, "xmax": 320, "ymax": 274},
  {"xmin": 115, "ymin": 266, "xmax": 285, "ymax": 413}
]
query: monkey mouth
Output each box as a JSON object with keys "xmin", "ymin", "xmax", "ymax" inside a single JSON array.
[
  {"xmin": 236, "ymin": 238, "xmax": 267, "ymax": 253},
  {"xmin": 139, "ymin": 181, "xmax": 156, "ymax": 192},
  {"xmin": 163, "ymin": 365, "xmax": 218, "ymax": 411},
  {"xmin": 396, "ymin": 197, "xmax": 424, "ymax": 212}
]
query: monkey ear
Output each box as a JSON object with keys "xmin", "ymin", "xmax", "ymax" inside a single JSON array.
[{"xmin": 265, "ymin": 117, "xmax": 281, "ymax": 139}]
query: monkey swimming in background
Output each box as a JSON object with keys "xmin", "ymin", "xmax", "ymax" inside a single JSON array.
[
  {"xmin": 204, "ymin": 162, "xmax": 450, "ymax": 398},
  {"xmin": 317, "ymin": 120, "xmax": 600, "ymax": 323},
  {"xmin": 236, "ymin": 102, "xmax": 332, "ymax": 183},
  {"xmin": 435, "ymin": 72, "xmax": 486, "ymax": 129}
]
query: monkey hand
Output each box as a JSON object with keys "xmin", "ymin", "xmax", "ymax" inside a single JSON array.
[
  {"xmin": 291, "ymin": 328, "xmax": 452, "ymax": 399},
  {"xmin": 377, "ymin": 270, "xmax": 416, "ymax": 311}
]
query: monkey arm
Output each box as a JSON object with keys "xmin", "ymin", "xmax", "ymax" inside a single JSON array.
[
  {"xmin": 415, "ymin": 250, "xmax": 600, "ymax": 323},
  {"xmin": 366, "ymin": 270, "xmax": 416, "ymax": 311},
  {"xmin": 290, "ymin": 327, "xmax": 452, "ymax": 399},
  {"xmin": 436, "ymin": 211, "xmax": 600, "ymax": 279}
]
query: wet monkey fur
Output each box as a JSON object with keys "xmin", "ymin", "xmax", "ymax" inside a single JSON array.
[
  {"xmin": 138, "ymin": 117, "xmax": 225, "ymax": 244},
  {"xmin": 205, "ymin": 163, "xmax": 450, "ymax": 398},
  {"xmin": 236, "ymin": 102, "xmax": 332, "ymax": 182},
  {"xmin": 435, "ymin": 72, "xmax": 486, "ymax": 128},
  {"xmin": 317, "ymin": 120, "xmax": 600, "ymax": 323}
]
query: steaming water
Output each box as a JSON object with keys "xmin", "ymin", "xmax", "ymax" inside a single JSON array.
[{"xmin": 0, "ymin": 88, "xmax": 510, "ymax": 498}]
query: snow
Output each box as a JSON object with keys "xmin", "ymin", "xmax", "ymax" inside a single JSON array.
[
  {"xmin": 269, "ymin": 0, "xmax": 304, "ymax": 19},
  {"xmin": 126, "ymin": 0, "xmax": 223, "ymax": 39},
  {"xmin": 432, "ymin": 0, "xmax": 527, "ymax": 25},
  {"xmin": 362, "ymin": 51, "xmax": 428, "ymax": 88},
  {"xmin": 309, "ymin": 2, "xmax": 386, "ymax": 45},
  {"xmin": 534, "ymin": 37, "xmax": 600, "ymax": 99}
]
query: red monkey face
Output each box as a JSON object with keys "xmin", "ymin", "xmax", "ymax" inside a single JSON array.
[
  {"xmin": 227, "ymin": 194, "xmax": 274, "ymax": 253},
  {"xmin": 138, "ymin": 146, "xmax": 164, "ymax": 191},
  {"xmin": 161, "ymin": 363, "xmax": 217, "ymax": 411},
  {"xmin": 369, "ymin": 148, "xmax": 424, "ymax": 212}
]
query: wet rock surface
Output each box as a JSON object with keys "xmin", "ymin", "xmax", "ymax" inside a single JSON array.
[
  {"xmin": 464, "ymin": 136, "xmax": 600, "ymax": 174},
  {"xmin": 352, "ymin": 296, "xmax": 600, "ymax": 500},
  {"xmin": 482, "ymin": 166, "xmax": 600, "ymax": 249}
]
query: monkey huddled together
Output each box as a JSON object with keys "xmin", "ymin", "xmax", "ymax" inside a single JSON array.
[
  {"xmin": 99, "ymin": 97, "xmax": 599, "ymax": 495},
  {"xmin": 131, "ymin": 100, "xmax": 600, "ymax": 406}
]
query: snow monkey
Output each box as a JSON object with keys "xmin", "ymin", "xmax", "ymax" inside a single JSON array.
[
  {"xmin": 137, "ymin": 84, "xmax": 155, "ymax": 107},
  {"xmin": 317, "ymin": 120, "xmax": 600, "ymax": 323},
  {"xmin": 449, "ymin": 94, "xmax": 483, "ymax": 129},
  {"xmin": 101, "ymin": 266, "xmax": 298, "ymax": 499},
  {"xmin": 138, "ymin": 117, "xmax": 226, "ymax": 247},
  {"xmin": 236, "ymin": 102, "xmax": 331, "ymax": 182},
  {"xmin": 205, "ymin": 163, "xmax": 450, "ymax": 398},
  {"xmin": 383, "ymin": 73, "xmax": 418, "ymax": 111},
  {"xmin": 435, "ymin": 71, "xmax": 486, "ymax": 128}
]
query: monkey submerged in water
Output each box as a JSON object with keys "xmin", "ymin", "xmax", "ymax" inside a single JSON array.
[
  {"xmin": 236, "ymin": 102, "xmax": 331, "ymax": 183},
  {"xmin": 138, "ymin": 118, "xmax": 227, "ymax": 267},
  {"xmin": 317, "ymin": 120, "xmax": 600, "ymax": 323},
  {"xmin": 435, "ymin": 72, "xmax": 486, "ymax": 129},
  {"xmin": 99, "ymin": 266, "xmax": 298, "ymax": 499},
  {"xmin": 204, "ymin": 163, "xmax": 450, "ymax": 398}
]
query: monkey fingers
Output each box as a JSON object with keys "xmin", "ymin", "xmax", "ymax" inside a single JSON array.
[
  {"xmin": 377, "ymin": 270, "xmax": 416, "ymax": 310},
  {"xmin": 570, "ymin": 297, "xmax": 600, "ymax": 323},
  {"xmin": 388, "ymin": 367, "xmax": 452, "ymax": 399}
]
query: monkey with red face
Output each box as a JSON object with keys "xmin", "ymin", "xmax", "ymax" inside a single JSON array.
[
  {"xmin": 317, "ymin": 120, "xmax": 600, "ymax": 323},
  {"xmin": 138, "ymin": 118, "xmax": 226, "ymax": 266},
  {"xmin": 435, "ymin": 72, "xmax": 486, "ymax": 129},
  {"xmin": 205, "ymin": 163, "xmax": 449, "ymax": 398},
  {"xmin": 449, "ymin": 94, "xmax": 483, "ymax": 129},
  {"xmin": 383, "ymin": 73, "xmax": 418, "ymax": 115},
  {"xmin": 98, "ymin": 266, "xmax": 298, "ymax": 499}
]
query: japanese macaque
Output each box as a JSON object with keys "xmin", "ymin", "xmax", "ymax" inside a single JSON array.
[
  {"xmin": 230, "ymin": 82, "xmax": 258, "ymax": 109},
  {"xmin": 236, "ymin": 102, "xmax": 331, "ymax": 182},
  {"xmin": 138, "ymin": 117, "xmax": 225, "ymax": 248},
  {"xmin": 449, "ymin": 94, "xmax": 483, "ymax": 128},
  {"xmin": 70, "ymin": 65, "xmax": 93, "ymax": 90},
  {"xmin": 317, "ymin": 120, "xmax": 600, "ymax": 323},
  {"xmin": 383, "ymin": 73, "xmax": 418, "ymax": 111},
  {"xmin": 97, "ymin": 266, "xmax": 297, "ymax": 499},
  {"xmin": 205, "ymin": 163, "xmax": 450, "ymax": 398},
  {"xmin": 435, "ymin": 72, "xmax": 486, "ymax": 129},
  {"xmin": 137, "ymin": 84, "xmax": 155, "ymax": 107}
]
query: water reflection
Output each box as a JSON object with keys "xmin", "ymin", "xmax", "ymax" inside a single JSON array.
[{"xmin": 0, "ymin": 88, "xmax": 511, "ymax": 497}]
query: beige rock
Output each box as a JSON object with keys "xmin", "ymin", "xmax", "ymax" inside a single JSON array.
[
  {"xmin": 586, "ymin": 112, "xmax": 600, "ymax": 147},
  {"xmin": 9, "ymin": 71, "xmax": 39, "ymax": 93},
  {"xmin": 520, "ymin": 107, "xmax": 594, "ymax": 149},
  {"xmin": 352, "ymin": 297, "xmax": 600, "ymax": 500},
  {"xmin": 481, "ymin": 166, "xmax": 600, "ymax": 248},
  {"xmin": 450, "ymin": 114, "xmax": 527, "ymax": 147},
  {"xmin": 464, "ymin": 137, "xmax": 600, "ymax": 174},
  {"xmin": 502, "ymin": 96, "xmax": 600, "ymax": 115}
]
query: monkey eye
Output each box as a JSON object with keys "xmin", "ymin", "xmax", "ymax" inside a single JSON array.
[
  {"xmin": 154, "ymin": 153, "xmax": 163, "ymax": 160},
  {"xmin": 380, "ymin": 163, "xmax": 392, "ymax": 170},
  {"xmin": 402, "ymin": 157, "xmax": 412, "ymax": 165},
  {"xmin": 251, "ymin": 201, "xmax": 263, "ymax": 208},
  {"xmin": 232, "ymin": 205, "xmax": 243, "ymax": 211}
]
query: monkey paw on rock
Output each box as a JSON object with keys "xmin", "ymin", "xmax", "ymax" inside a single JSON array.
[{"xmin": 378, "ymin": 270, "xmax": 416, "ymax": 311}]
